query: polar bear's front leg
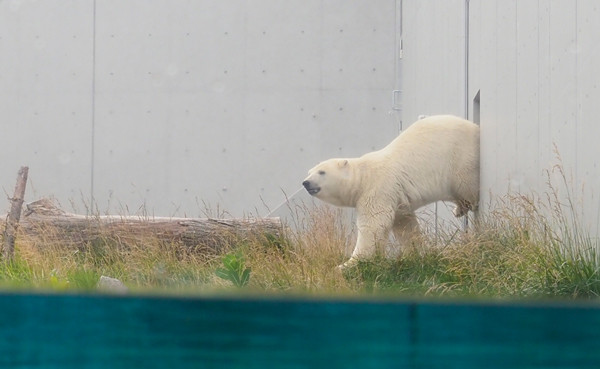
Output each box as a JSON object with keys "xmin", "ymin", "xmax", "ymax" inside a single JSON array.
[{"xmin": 339, "ymin": 208, "xmax": 394, "ymax": 270}]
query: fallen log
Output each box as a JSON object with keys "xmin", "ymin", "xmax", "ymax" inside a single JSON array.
[{"xmin": 10, "ymin": 198, "xmax": 282, "ymax": 251}]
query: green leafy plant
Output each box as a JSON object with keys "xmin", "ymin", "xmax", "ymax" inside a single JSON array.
[{"xmin": 215, "ymin": 251, "xmax": 251, "ymax": 288}]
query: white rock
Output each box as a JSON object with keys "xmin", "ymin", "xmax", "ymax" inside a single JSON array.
[{"xmin": 97, "ymin": 276, "xmax": 128, "ymax": 294}]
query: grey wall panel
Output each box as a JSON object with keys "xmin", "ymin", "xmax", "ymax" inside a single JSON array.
[
  {"xmin": 0, "ymin": 1, "xmax": 94, "ymax": 211},
  {"xmin": 492, "ymin": 0, "xmax": 518, "ymax": 197},
  {"xmin": 0, "ymin": 0, "xmax": 395, "ymax": 218},
  {"xmin": 575, "ymin": 1, "xmax": 600, "ymax": 230},
  {"xmin": 461, "ymin": 0, "xmax": 600, "ymax": 231},
  {"xmin": 246, "ymin": 0, "xmax": 322, "ymax": 92},
  {"xmin": 547, "ymin": 1, "xmax": 578, "ymax": 192},
  {"xmin": 515, "ymin": 0, "xmax": 541, "ymax": 194},
  {"xmin": 317, "ymin": 91, "xmax": 399, "ymax": 157},
  {"xmin": 0, "ymin": 0, "xmax": 394, "ymax": 217},
  {"xmin": 536, "ymin": 0, "xmax": 552, "ymax": 190},
  {"xmin": 401, "ymin": 0, "xmax": 466, "ymax": 123},
  {"xmin": 321, "ymin": 1, "xmax": 396, "ymax": 91}
]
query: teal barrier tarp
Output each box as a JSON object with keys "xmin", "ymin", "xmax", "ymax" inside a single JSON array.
[
  {"xmin": 415, "ymin": 303, "xmax": 600, "ymax": 368},
  {"xmin": 0, "ymin": 293, "xmax": 599, "ymax": 368}
]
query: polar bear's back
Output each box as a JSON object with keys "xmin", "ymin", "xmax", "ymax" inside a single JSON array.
[
  {"xmin": 382, "ymin": 115, "xmax": 478, "ymax": 159},
  {"xmin": 375, "ymin": 115, "xmax": 480, "ymax": 209},
  {"xmin": 399, "ymin": 115, "xmax": 478, "ymax": 145}
]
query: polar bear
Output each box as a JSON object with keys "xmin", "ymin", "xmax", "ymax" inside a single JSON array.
[{"xmin": 302, "ymin": 115, "xmax": 479, "ymax": 268}]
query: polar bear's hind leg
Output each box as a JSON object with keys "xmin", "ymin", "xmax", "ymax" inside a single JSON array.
[{"xmin": 392, "ymin": 213, "xmax": 421, "ymax": 247}]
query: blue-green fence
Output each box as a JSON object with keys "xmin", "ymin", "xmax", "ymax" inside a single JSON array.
[{"xmin": 0, "ymin": 293, "xmax": 599, "ymax": 368}]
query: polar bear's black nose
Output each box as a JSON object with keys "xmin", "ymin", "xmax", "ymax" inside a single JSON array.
[{"xmin": 302, "ymin": 181, "xmax": 320, "ymax": 195}]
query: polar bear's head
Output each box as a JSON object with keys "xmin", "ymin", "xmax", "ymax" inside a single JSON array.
[{"xmin": 302, "ymin": 158, "xmax": 355, "ymax": 207}]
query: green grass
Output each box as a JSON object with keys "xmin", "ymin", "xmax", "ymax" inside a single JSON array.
[{"xmin": 1, "ymin": 181, "xmax": 600, "ymax": 299}]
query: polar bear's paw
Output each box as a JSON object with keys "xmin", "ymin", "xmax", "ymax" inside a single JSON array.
[{"xmin": 336, "ymin": 257, "xmax": 359, "ymax": 272}]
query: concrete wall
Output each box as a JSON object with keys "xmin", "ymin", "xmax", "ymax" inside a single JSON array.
[
  {"xmin": 401, "ymin": 0, "xmax": 600, "ymax": 232},
  {"xmin": 468, "ymin": 0, "xmax": 600, "ymax": 231},
  {"xmin": 401, "ymin": 0, "xmax": 467, "ymax": 122},
  {"xmin": 0, "ymin": 0, "xmax": 400, "ymax": 217}
]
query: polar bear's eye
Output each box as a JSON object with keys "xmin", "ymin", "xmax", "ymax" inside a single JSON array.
[{"xmin": 318, "ymin": 170, "xmax": 326, "ymax": 175}]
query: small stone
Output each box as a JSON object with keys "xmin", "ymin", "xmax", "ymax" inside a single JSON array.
[{"xmin": 97, "ymin": 276, "xmax": 128, "ymax": 294}]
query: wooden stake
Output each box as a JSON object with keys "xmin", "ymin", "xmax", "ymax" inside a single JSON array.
[{"xmin": 3, "ymin": 166, "xmax": 28, "ymax": 262}]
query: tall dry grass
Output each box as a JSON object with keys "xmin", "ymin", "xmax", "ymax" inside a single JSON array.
[{"xmin": 1, "ymin": 163, "xmax": 599, "ymax": 298}]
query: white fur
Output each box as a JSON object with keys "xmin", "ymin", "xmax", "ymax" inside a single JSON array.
[{"xmin": 302, "ymin": 115, "xmax": 480, "ymax": 268}]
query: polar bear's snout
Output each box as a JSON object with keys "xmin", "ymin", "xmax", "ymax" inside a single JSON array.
[{"xmin": 302, "ymin": 180, "xmax": 320, "ymax": 195}]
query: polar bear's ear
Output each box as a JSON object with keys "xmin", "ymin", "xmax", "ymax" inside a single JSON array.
[{"xmin": 338, "ymin": 159, "xmax": 349, "ymax": 168}]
